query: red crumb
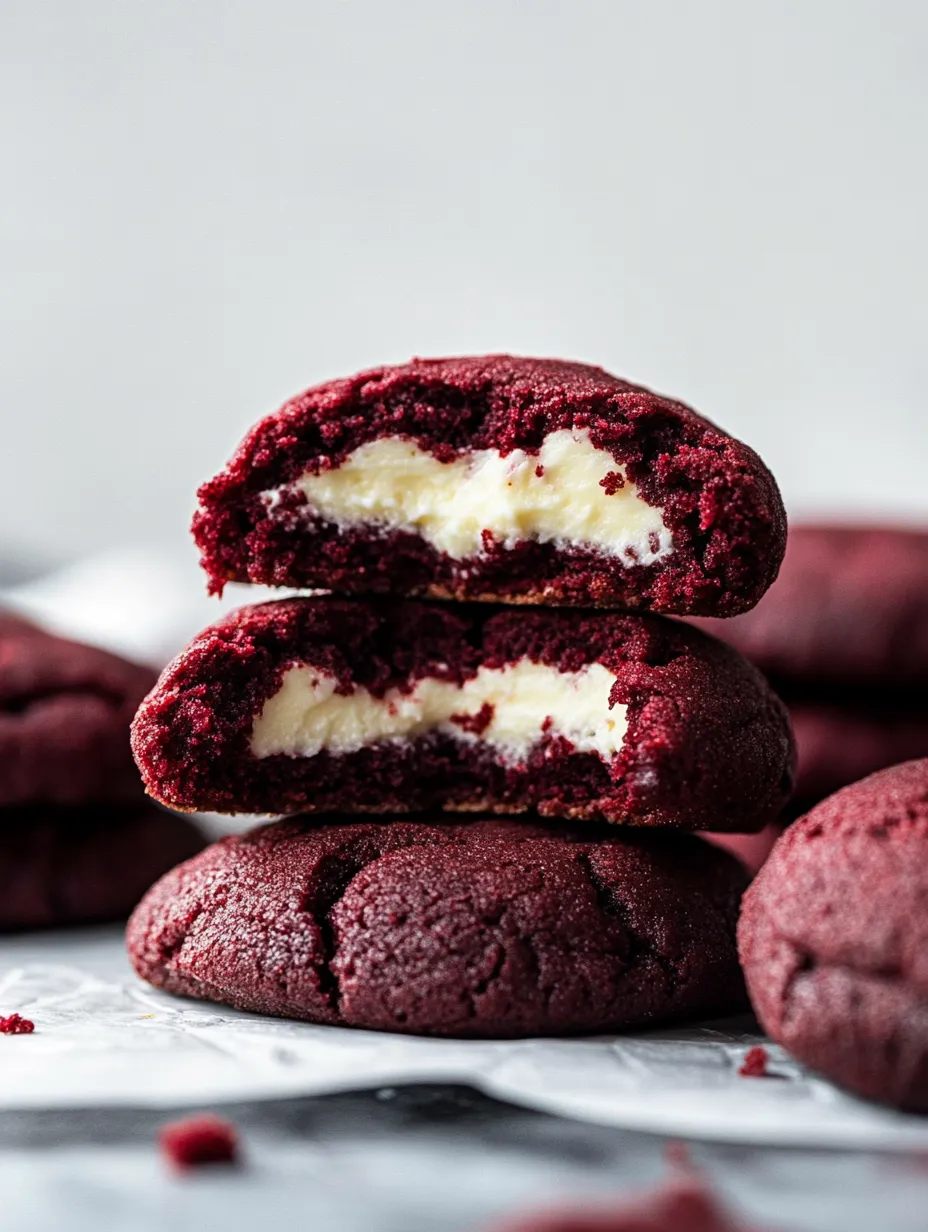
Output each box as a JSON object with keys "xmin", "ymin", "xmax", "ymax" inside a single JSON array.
[
  {"xmin": 487, "ymin": 1175, "xmax": 761, "ymax": 1231},
  {"xmin": 600, "ymin": 470, "xmax": 625, "ymax": 495},
  {"xmin": 535, "ymin": 465, "xmax": 545, "ymax": 477},
  {"xmin": 450, "ymin": 702, "xmax": 495, "ymax": 736},
  {"xmin": 0, "ymin": 1013, "xmax": 34, "ymax": 1034},
  {"xmin": 739, "ymin": 1046, "xmax": 769, "ymax": 1077},
  {"xmin": 159, "ymin": 1115, "xmax": 239, "ymax": 1170}
]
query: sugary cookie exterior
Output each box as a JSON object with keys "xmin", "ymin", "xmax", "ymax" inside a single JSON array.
[
  {"xmin": 193, "ymin": 356, "xmax": 786, "ymax": 616},
  {"xmin": 0, "ymin": 803, "xmax": 204, "ymax": 931},
  {"xmin": 128, "ymin": 817, "xmax": 747, "ymax": 1038},
  {"xmin": 738, "ymin": 759, "xmax": 928, "ymax": 1110},
  {"xmin": 0, "ymin": 622, "xmax": 157, "ymax": 806},
  {"xmin": 131, "ymin": 597, "xmax": 795, "ymax": 829}
]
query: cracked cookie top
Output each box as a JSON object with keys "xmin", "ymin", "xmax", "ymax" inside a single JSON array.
[{"xmin": 127, "ymin": 815, "xmax": 748, "ymax": 1038}]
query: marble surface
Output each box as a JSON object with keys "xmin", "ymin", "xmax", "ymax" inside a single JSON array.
[{"xmin": 2, "ymin": 1084, "xmax": 928, "ymax": 1232}]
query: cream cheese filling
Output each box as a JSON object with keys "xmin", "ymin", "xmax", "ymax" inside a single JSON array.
[
  {"xmin": 264, "ymin": 427, "xmax": 672, "ymax": 565},
  {"xmin": 250, "ymin": 658, "xmax": 627, "ymax": 765}
]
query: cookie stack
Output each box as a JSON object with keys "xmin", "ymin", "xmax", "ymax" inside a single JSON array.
[
  {"xmin": 128, "ymin": 356, "xmax": 794, "ymax": 1037},
  {"xmin": 0, "ymin": 613, "xmax": 202, "ymax": 931}
]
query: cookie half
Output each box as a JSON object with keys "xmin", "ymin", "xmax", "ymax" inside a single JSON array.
[
  {"xmin": 739, "ymin": 759, "xmax": 928, "ymax": 1110},
  {"xmin": 131, "ymin": 598, "xmax": 795, "ymax": 828},
  {"xmin": 0, "ymin": 803, "xmax": 203, "ymax": 931},
  {"xmin": 0, "ymin": 620, "xmax": 157, "ymax": 806},
  {"xmin": 193, "ymin": 356, "xmax": 786, "ymax": 615},
  {"xmin": 128, "ymin": 816, "xmax": 747, "ymax": 1037}
]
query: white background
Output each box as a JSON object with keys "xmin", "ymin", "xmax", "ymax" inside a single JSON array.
[{"xmin": 2, "ymin": 1, "xmax": 926, "ymax": 565}]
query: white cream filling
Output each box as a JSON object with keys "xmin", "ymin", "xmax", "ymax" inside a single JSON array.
[
  {"xmin": 264, "ymin": 427, "xmax": 672, "ymax": 565},
  {"xmin": 250, "ymin": 658, "xmax": 627, "ymax": 765}
]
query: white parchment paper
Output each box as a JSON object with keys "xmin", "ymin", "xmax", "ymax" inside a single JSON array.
[{"xmin": 1, "ymin": 929, "xmax": 927, "ymax": 1151}]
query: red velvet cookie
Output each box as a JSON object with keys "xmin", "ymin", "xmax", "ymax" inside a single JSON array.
[
  {"xmin": 693, "ymin": 525, "xmax": 928, "ymax": 689},
  {"xmin": 193, "ymin": 356, "xmax": 786, "ymax": 616},
  {"xmin": 786, "ymin": 699, "xmax": 928, "ymax": 811},
  {"xmin": 0, "ymin": 803, "xmax": 203, "ymax": 931},
  {"xmin": 0, "ymin": 619, "xmax": 156, "ymax": 806},
  {"xmin": 131, "ymin": 597, "xmax": 794, "ymax": 829},
  {"xmin": 0, "ymin": 611, "xmax": 44, "ymax": 639},
  {"xmin": 128, "ymin": 816, "xmax": 747, "ymax": 1037},
  {"xmin": 691, "ymin": 525, "xmax": 928, "ymax": 807},
  {"xmin": 738, "ymin": 759, "xmax": 928, "ymax": 1110}
]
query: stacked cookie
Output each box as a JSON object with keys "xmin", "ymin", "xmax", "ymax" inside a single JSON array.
[
  {"xmin": 128, "ymin": 356, "xmax": 794, "ymax": 1037},
  {"xmin": 0, "ymin": 614, "xmax": 202, "ymax": 931},
  {"xmin": 695, "ymin": 525, "xmax": 928, "ymax": 814}
]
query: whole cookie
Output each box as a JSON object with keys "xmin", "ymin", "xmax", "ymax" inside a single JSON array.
[
  {"xmin": 193, "ymin": 356, "xmax": 786, "ymax": 616},
  {"xmin": 132, "ymin": 597, "xmax": 795, "ymax": 829},
  {"xmin": 694, "ymin": 525, "xmax": 928, "ymax": 689},
  {"xmin": 0, "ymin": 803, "xmax": 203, "ymax": 931},
  {"xmin": 128, "ymin": 817, "xmax": 748, "ymax": 1038},
  {"xmin": 0, "ymin": 621, "xmax": 156, "ymax": 806},
  {"xmin": 738, "ymin": 759, "xmax": 928, "ymax": 1110}
]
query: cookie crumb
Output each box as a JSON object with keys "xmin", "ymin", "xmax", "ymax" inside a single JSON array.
[
  {"xmin": 0, "ymin": 1013, "xmax": 34, "ymax": 1035},
  {"xmin": 599, "ymin": 470, "xmax": 625, "ymax": 495},
  {"xmin": 159, "ymin": 1115, "xmax": 239, "ymax": 1170},
  {"xmin": 487, "ymin": 1175, "xmax": 757, "ymax": 1231},
  {"xmin": 450, "ymin": 702, "xmax": 495, "ymax": 736},
  {"xmin": 739, "ymin": 1046, "xmax": 769, "ymax": 1077}
]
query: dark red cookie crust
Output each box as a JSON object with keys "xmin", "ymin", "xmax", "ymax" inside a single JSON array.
[
  {"xmin": 131, "ymin": 597, "xmax": 795, "ymax": 829},
  {"xmin": 738, "ymin": 759, "xmax": 928, "ymax": 1111},
  {"xmin": 192, "ymin": 356, "xmax": 786, "ymax": 616},
  {"xmin": 693, "ymin": 525, "xmax": 928, "ymax": 689},
  {"xmin": 0, "ymin": 804, "xmax": 204, "ymax": 932},
  {"xmin": 128, "ymin": 816, "xmax": 747, "ymax": 1038},
  {"xmin": 0, "ymin": 621, "xmax": 156, "ymax": 807}
]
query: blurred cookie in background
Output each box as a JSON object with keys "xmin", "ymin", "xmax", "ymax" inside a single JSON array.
[
  {"xmin": 692, "ymin": 525, "xmax": 928, "ymax": 812},
  {"xmin": 0, "ymin": 610, "xmax": 204, "ymax": 928},
  {"xmin": 0, "ymin": 803, "xmax": 204, "ymax": 931},
  {"xmin": 0, "ymin": 612, "xmax": 157, "ymax": 807},
  {"xmin": 702, "ymin": 823, "xmax": 783, "ymax": 878},
  {"xmin": 785, "ymin": 698, "xmax": 928, "ymax": 814}
]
